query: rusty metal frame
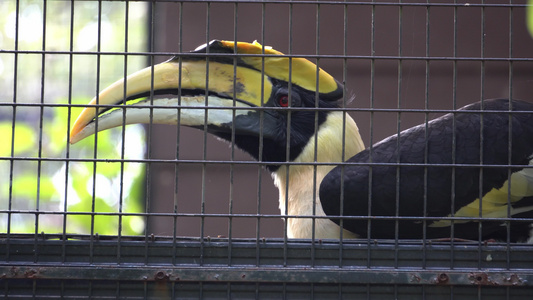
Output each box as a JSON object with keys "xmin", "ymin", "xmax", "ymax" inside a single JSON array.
[{"xmin": 2, "ymin": 234, "xmax": 533, "ymax": 287}]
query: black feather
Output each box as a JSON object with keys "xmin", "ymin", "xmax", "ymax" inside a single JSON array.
[{"xmin": 320, "ymin": 99, "xmax": 533, "ymax": 241}]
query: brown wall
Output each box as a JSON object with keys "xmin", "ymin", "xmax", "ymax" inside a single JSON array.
[{"xmin": 145, "ymin": 1, "xmax": 533, "ymax": 238}]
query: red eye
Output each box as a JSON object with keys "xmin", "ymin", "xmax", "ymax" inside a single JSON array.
[{"xmin": 279, "ymin": 95, "xmax": 289, "ymax": 107}]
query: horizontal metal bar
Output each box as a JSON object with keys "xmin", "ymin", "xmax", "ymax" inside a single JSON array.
[
  {"xmin": 2, "ymin": 235, "xmax": 533, "ymax": 285},
  {"xmin": 1, "ymin": 155, "xmax": 531, "ymax": 170},
  {"xmin": 2, "ymin": 49, "xmax": 532, "ymax": 62},
  {"xmin": 0, "ymin": 210, "xmax": 532, "ymax": 224},
  {"xmin": 1, "ymin": 265, "xmax": 531, "ymax": 287},
  {"xmin": 5, "ymin": 101, "xmax": 533, "ymax": 115},
  {"xmin": 24, "ymin": 0, "xmax": 531, "ymax": 9}
]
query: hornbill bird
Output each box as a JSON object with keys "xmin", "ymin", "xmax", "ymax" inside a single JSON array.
[{"xmin": 70, "ymin": 40, "xmax": 533, "ymax": 241}]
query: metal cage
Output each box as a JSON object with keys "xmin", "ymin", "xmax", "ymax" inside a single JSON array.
[{"xmin": 2, "ymin": 0, "xmax": 533, "ymax": 299}]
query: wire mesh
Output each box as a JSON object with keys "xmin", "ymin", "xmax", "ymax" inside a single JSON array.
[{"xmin": 1, "ymin": 0, "xmax": 533, "ymax": 299}]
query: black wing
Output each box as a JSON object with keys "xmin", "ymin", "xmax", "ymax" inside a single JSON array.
[{"xmin": 320, "ymin": 99, "xmax": 533, "ymax": 241}]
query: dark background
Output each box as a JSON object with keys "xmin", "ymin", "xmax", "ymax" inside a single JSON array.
[{"xmin": 144, "ymin": 1, "xmax": 533, "ymax": 238}]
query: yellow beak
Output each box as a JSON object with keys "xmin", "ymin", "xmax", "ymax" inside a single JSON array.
[{"xmin": 70, "ymin": 58, "xmax": 273, "ymax": 144}]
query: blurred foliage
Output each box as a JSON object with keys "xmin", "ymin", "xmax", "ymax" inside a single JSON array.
[{"xmin": 0, "ymin": 0, "xmax": 148, "ymax": 235}]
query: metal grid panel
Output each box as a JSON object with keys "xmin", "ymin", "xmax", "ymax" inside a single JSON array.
[
  {"xmin": 3, "ymin": 234, "xmax": 533, "ymax": 298},
  {"xmin": 1, "ymin": 0, "xmax": 533, "ymax": 298}
]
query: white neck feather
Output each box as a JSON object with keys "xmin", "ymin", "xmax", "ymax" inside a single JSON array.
[{"xmin": 271, "ymin": 112, "xmax": 365, "ymax": 239}]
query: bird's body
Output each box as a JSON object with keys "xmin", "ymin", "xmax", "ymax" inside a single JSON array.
[
  {"xmin": 321, "ymin": 99, "xmax": 533, "ymax": 241},
  {"xmin": 70, "ymin": 40, "xmax": 533, "ymax": 242}
]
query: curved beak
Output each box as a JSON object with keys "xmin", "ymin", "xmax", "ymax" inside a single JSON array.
[{"xmin": 70, "ymin": 58, "xmax": 273, "ymax": 144}]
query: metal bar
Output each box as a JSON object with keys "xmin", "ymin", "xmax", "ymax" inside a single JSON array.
[
  {"xmin": 282, "ymin": 1, "xmax": 293, "ymax": 266},
  {"xmin": 117, "ymin": 0, "xmax": 130, "ymax": 265},
  {"xmin": 6, "ymin": 101, "xmax": 533, "ymax": 115},
  {"xmin": 33, "ymin": 0, "xmax": 529, "ymax": 8},
  {"xmin": 7, "ymin": 154, "xmax": 533, "ymax": 169},
  {"xmin": 89, "ymin": 0, "xmax": 104, "ymax": 265},
  {"xmin": 367, "ymin": 1, "xmax": 376, "ymax": 270},
  {"xmin": 145, "ymin": 0, "xmax": 157, "ymax": 266},
  {"xmin": 3, "ymin": 235, "xmax": 533, "ymax": 266},
  {"xmin": 62, "ymin": 0, "xmax": 76, "ymax": 263},
  {"xmin": 339, "ymin": 0, "xmax": 348, "ymax": 268},
  {"xmin": 4, "ymin": 49, "xmax": 532, "ymax": 62},
  {"xmin": 173, "ymin": 0, "xmax": 184, "ymax": 266},
  {"xmin": 423, "ymin": 2, "xmax": 431, "ymax": 269},
  {"xmin": 226, "ymin": 1, "xmax": 237, "ymax": 266},
  {"xmin": 6, "ymin": 0, "xmax": 21, "ymax": 262},
  {"xmin": 1, "ymin": 210, "xmax": 532, "ymax": 224},
  {"xmin": 35, "ymin": 0, "xmax": 47, "ymax": 258},
  {"xmin": 1, "ymin": 265, "xmax": 531, "ymax": 287},
  {"xmin": 312, "ymin": 0, "xmax": 321, "ymax": 266},
  {"xmin": 2, "ymin": 234, "xmax": 533, "ymax": 290},
  {"xmin": 201, "ymin": 1, "xmax": 211, "ymax": 266},
  {"xmin": 478, "ymin": 0, "xmax": 486, "ymax": 268},
  {"xmin": 450, "ymin": 0, "xmax": 459, "ymax": 270},
  {"xmin": 506, "ymin": 0, "xmax": 515, "ymax": 272},
  {"xmin": 255, "ymin": 0, "xmax": 267, "ymax": 267}
]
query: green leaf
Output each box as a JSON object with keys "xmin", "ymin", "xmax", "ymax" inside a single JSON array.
[
  {"xmin": 11, "ymin": 174, "xmax": 57, "ymax": 203},
  {"xmin": 0, "ymin": 123, "xmax": 37, "ymax": 156}
]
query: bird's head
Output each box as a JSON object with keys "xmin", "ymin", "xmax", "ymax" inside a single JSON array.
[{"xmin": 70, "ymin": 40, "xmax": 348, "ymax": 171}]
